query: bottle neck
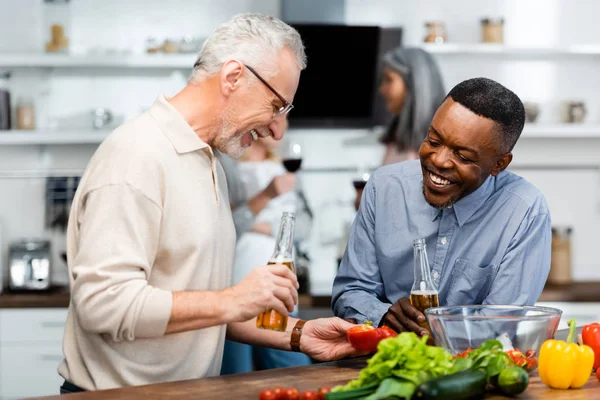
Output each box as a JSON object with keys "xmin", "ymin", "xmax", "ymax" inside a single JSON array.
[
  {"xmin": 412, "ymin": 241, "xmax": 437, "ymax": 293},
  {"xmin": 271, "ymin": 213, "xmax": 295, "ymax": 260}
]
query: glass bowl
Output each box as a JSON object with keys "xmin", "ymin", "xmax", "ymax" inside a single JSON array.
[{"xmin": 425, "ymin": 305, "xmax": 562, "ymax": 373}]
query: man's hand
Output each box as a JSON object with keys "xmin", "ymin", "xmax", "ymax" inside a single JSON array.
[
  {"xmin": 225, "ymin": 264, "xmax": 298, "ymax": 323},
  {"xmin": 299, "ymin": 318, "xmax": 368, "ymax": 361},
  {"xmin": 264, "ymin": 173, "xmax": 296, "ymax": 199},
  {"xmin": 381, "ymin": 298, "xmax": 428, "ymax": 336}
]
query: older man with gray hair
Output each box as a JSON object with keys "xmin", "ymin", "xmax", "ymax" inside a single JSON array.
[{"xmin": 58, "ymin": 13, "xmax": 360, "ymax": 393}]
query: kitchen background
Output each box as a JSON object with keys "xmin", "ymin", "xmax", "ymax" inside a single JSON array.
[{"xmin": 1, "ymin": 0, "xmax": 600, "ymax": 398}]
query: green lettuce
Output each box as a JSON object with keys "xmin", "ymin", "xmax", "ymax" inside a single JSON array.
[{"xmin": 333, "ymin": 333, "xmax": 454, "ymax": 393}]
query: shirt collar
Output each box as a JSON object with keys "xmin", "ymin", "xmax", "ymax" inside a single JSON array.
[
  {"xmin": 148, "ymin": 94, "xmax": 209, "ymax": 154},
  {"xmin": 430, "ymin": 174, "xmax": 496, "ymax": 226}
]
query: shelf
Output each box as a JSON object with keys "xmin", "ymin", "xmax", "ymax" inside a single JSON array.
[
  {"xmin": 521, "ymin": 124, "xmax": 600, "ymax": 138},
  {"xmin": 420, "ymin": 43, "xmax": 600, "ymax": 57},
  {"xmin": 0, "ymin": 130, "xmax": 110, "ymax": 145},
  {"xmin": 0, "ymin": 125, "xmax": 599, "ymax": 146},
  {"xmin": 0, "ymin": 53, "xmax": 196, "ymax": 68}
]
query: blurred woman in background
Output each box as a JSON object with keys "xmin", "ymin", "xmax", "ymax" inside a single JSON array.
[
  {"xmin": 378, "ymin": 47, "xmax": 446, "ymax": 165},
  {"xmin": 220, "ymin": 136, "xmax": 313, "ymax": 375}
]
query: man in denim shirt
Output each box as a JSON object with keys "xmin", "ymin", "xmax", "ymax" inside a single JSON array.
[{"xmin": 332, "ymin": 78, "xmax": 551, "ymax": 336}]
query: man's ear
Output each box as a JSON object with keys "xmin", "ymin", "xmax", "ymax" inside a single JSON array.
[
  {"xmin": 491, "ymin": 152, "xmax": 513, "ymax": 176},
  {"xmin": 220, "ymin": 60, "xmax": 244, "ymax": 97}
]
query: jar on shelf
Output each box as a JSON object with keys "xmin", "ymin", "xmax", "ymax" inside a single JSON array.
[
  {"xmin": 43, "ymin": 0, "xmax": 71, "ymax": 53},
  {"xmin": 424, "ymin": 22, "xmax": 447, "ymax": 44},
  {"xmin": 548, "ymin": 226, "xmax": 572, "ymax": 285},
  {"xmin": 16, "ymin": 97, "xmax": 36, "ymax": 130},
  {"xmin": 481, "ymin": 18, "xmax": 504, "ymax": 44}
]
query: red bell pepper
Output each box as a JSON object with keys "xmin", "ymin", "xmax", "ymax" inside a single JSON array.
[
  {"xmin": 346, "ymin": 323, "xmax": 397, "ymax": 353},
  {"xmin": 506, "ymin": 349, "xmax": 537, "ymax": 371},
  {"xmin": 582, "ymin": 322, "xmax": 600, "ymax": 370}
]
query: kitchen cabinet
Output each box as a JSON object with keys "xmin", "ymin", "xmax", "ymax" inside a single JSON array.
[{"xmin": 0, "ymin": 308, "xmax": 67, "ymax": 400}]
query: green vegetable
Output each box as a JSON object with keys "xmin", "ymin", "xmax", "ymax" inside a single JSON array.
[
  {"xmin": 362, "ymin": 377, "xmax": 416, "ymax": 400},
  {"xmin": 332, "ymin": 333, "xmax": 454, "ymax": 395},
  {"xmin": 453, "ymin": 340, "xmax": 512, "ymax": 382},
  {"xmin": 496, "ymin": 365, "xmax": 529, "ymax": 396},
  {"xmin": 324, "ymin": 382, "xmax": 379, "ymax": 400},
  {"xmin": 413, "ymin": 369, "xmax": 487, "ymax": 400}
]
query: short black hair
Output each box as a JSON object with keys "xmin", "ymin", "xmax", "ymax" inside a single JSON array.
[{"xmin": 447, "ymin": 77, "xmax": 525, "ymax": 153}]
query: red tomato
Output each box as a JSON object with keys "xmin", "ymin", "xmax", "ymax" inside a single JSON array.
[
  {"xmin": 259, "ymin": 389, "xmax": 277, "ymax": 400},
  {"xmin": 301, "ymin": 391, "xmax": 318, "ymax": 400},
  {"xmin": 346, "ymin": 324, "xmax": 397, "ymax": 353},
  {"xmin": 597, "ymin": 368, "xmax": 600, "ymax": 382},
  {"xmin": 285, "ymin": 388, "xmax": 300, "ymax": 400},
  {"xmin": 346, "ymin": 324, "xmax": 379, "ymax": 352},
  {"xmin": 317, "ymin": 387, "xmax": 331, "ymax": 400},
  {"xmin": 379, "ymin": 326, "xmax": 398, "ymax": 339},
  {"xmin": 273, "ymin": 387, "xmax": 287, "ymax": 400}
]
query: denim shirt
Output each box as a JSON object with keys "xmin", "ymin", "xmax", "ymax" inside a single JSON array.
[{"xmin": 332, "ymin": 160, "xmax": 551, "ymax": 326}]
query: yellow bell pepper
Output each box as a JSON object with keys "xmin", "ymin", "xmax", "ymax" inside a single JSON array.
[{"xmin": 539, "ymin": 318, "xmax": 594, "ymax": 389}]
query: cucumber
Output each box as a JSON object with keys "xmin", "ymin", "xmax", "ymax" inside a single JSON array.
[
  {"xmin": 325, "ymin": 382, "xmax": 379, "ymax": 400},
  {"xmin": 496, "ymin": 366, "xmax": 529, "ymax": 396},
  {"xmin": 412, "ymin": 369, "xmax": 487, "ymax": 400}
]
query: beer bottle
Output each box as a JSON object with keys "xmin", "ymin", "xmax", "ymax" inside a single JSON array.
[
  {"xmin": 256, "ymin": 212, "xmax": 296, "ymax": 332},
  {"xmin": 409, "ymin": 238, "xmax": 439, "ymax": 341}
]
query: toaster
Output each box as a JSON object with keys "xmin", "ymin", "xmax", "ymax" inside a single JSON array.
[{"xmin": 8, "ymin": 239, "xmax": 52, "ymax": 291}]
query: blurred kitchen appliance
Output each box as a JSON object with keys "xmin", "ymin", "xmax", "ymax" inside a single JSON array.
[
  {"xmin": 548, "ymin": 226, "xmax": 572, "ymax": 285},
  {"xmin": 8, "ymin": 239, "xmax": 52, "ymax": 291},
  {"xmin": 286, "ymin": 24, "xmax": 402, "ymax": 128},
  {"xmin": 0, "ymin": 72, "xmax": 11, "ymax": 130},
  {"xmin": 45, "ymin": 176, "xmax": 80, "ymax": 231}
]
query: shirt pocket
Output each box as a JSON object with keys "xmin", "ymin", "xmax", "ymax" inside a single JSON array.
[{"xmin": 446, "ymin": 259, "xmax": 495, "ymax": 306}]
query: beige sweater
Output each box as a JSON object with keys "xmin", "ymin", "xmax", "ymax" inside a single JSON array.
[{"xmin": 58, "ymin": 95, "xmax": 236, "ymax": 390}]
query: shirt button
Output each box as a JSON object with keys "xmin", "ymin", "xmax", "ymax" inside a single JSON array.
[
  {"xmin": 447, "ymin": 205, "xmax": 453, "ymax": 209},
  {"xmin": 433, "ymin": 271, "xmax": 440, "ymax": 279},
  {"xmin": 441, "ymin": 237, "xmax": 447, "ymax": 245}
]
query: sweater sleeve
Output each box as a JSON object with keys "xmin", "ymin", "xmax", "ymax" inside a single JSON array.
[{"xmin": 71, "ymin": 183, "xmax": 173, "ymax": 342}]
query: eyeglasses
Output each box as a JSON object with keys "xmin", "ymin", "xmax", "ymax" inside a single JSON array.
[
  {"xmin": 244, "ymin": 65, "xmax": 294, "ymax": 116},
  {"xmin": 192, "ymin": 60, "xmax": 294, "ymax": 116}
]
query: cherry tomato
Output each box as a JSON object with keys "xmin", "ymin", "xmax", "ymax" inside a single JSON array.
[
  {"xmin": 285, "ymin": 387, "xmax": 300, "ymax": 400},
  {"xmin": 317, "ymin": 387, "xmax": 331, "ymax": 400},
  {"xmin": 259, "ymin": 389, "xmax": 277, "ymax": 400},
  {"xmin": 273, "ymin": 387, "xmax": 286, "ymax": 400},
  {"xmin": 301, "ymin": 391, "xmax": 318, "ymax": 400}
]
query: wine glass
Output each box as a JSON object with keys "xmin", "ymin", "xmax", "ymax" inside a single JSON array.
[
  {"xmin": 352, "ymin": 164, "xmax": 371, "ymax": 190},
  {"xmin": 282, "ymin": 141, "xmax": 303, "ymax": 173}
]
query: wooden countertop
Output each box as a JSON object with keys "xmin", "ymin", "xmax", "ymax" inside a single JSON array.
[
  {"xmin": 32, "ymin": 357, "xmax": 600, "ymax": 400},
  {"xmin": 0, "ymin": 287, "xmax": 70, "ymax": 308},
  {"xmin": 0, "ymin": 282, "xmax": 599, "ymax": 309}
]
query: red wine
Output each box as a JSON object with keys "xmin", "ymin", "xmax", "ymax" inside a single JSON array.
[
  {"xmin": 283, "ymin": 158, "xmax": 302, "ymax": 173},
  {"xmin": 353, "ymin": 180, "xmax": 367, "ymax": 190}
]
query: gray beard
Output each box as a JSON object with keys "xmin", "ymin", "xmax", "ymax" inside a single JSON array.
[{"xmin": 215, "ymin": 116, "xmax": 246, "ymax": 159}]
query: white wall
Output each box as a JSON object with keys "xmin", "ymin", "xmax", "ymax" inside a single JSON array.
[
  {"xmin": 1, "ymin": 0, "xmax": 600, "ymax": 295},
  {"xmin": 346, "ymin": 0, "xmax": 600, "ymax": 124}
]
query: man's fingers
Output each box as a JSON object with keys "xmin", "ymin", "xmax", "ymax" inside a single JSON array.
[
  {"xmin": 400, "ymin": 298, "xmax": 426, "ymax": 322},
  {"xmin": 383, "ymin": 312, "xmax": 405, "ymax": 333}
]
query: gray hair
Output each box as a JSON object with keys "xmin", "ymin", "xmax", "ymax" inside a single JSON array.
[{"xmin": 190, "ymin": 13, "xmax": 306, "ymax": 82}]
